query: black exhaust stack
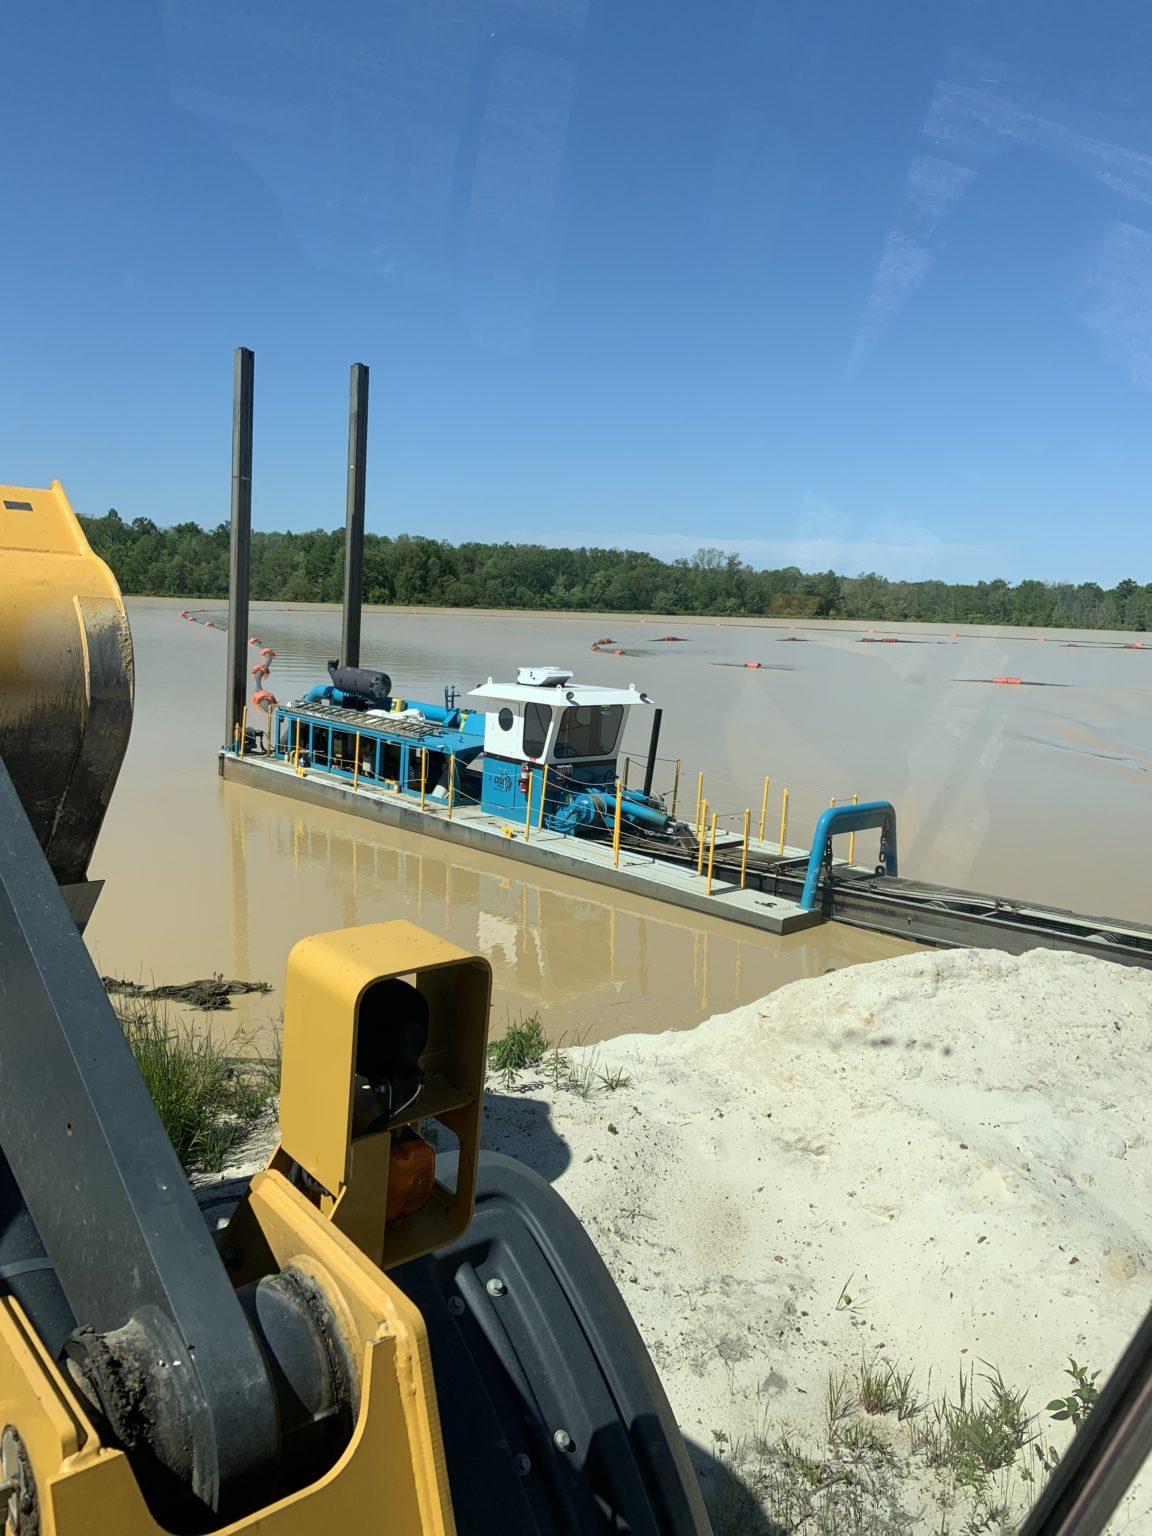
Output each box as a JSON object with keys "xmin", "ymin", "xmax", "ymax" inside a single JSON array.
[
  {"xmin": 642, "ymin": 708, "xmax": 664, "ymax": 797},
  {"xmin": 341, "ymin": 363, "xmax": 370, "ymax": 669},
  {"xmin": 225, "ymin": 347, "xmax": 254, "ymax": 750}
]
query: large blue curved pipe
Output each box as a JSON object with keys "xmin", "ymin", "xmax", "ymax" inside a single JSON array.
[{"xmin": 800, "ymin": 801, "xmax": 898, "ymax": 910}]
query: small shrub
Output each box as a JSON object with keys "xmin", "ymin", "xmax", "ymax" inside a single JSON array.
[{"xmin": 1047, "ymin": 1358, "xmax": 1101, "ymax": 1427}]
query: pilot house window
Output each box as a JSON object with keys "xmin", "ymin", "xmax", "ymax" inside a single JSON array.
[
  {"xmin": 522, "ymin": 702, "xmax": 551, "ymax": 758},
  {"xmin": 554, "ymin": 705, "xmax": 624, "ymax": 759}
]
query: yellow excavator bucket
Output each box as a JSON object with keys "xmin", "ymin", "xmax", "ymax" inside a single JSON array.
[{"xmin": 0, "ymin": 482, "xmax": 132, "ymax": 926}]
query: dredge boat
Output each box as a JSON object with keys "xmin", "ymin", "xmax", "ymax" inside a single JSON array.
[
  {"xmin": 228, "ymin": 658, "xmax": 826, "ymax": 937},
  {"xmin": 218, "ymin": 350, "xmax": 1152, "ymax": 967},
  {"xmin": 221, "ymin": 657, "xmax": 1152, "ymax": 966}
]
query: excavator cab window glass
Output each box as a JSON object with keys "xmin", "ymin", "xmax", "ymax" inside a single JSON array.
[
  {"xmin": 554, "ymin": 704, "xmax": 623, "ymax": 760},
  {"xmin": 522, "ymin": 702, "xmax": 551, "ymax": 758}
]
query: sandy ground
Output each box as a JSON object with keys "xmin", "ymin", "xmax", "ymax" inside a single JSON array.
[
  {"xmin": 202, "ymin": 946, "xmax": 1152, "ymax": 1531},
  {"xmin": 479, "ymin": 947, "xmax": 1152, "ymax": 1531}
]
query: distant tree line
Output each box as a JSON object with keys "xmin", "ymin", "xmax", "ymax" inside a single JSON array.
[{"xmin": 79, "ymin": 509, "xmax": 1151, "ymax": 631}]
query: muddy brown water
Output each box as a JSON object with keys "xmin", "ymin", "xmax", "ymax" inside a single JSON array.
[{"xmin": 83, "ymin": 600, "xmax": 1150, "ymax": 1046}]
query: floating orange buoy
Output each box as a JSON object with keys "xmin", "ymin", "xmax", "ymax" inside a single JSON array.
[
  {"xmin": 992, "ymin": 676, "xmax": 1022, "ymax": 685},
  {"xmin": 179, "ymin": 610, "xmax": 189, "ymax": 619},
  {"xmin": 744, "ymin": 661, "xmax": 761, "ymax": 669},
  {"xmin": 249, "ymin": 636, "xmax": 262, "ymax": 645},
  {"xmin": 594, "ymin": 637, "xmax": 613, "ymax": 645},
  {"xmin": 613, "ymin": 649, "xmax": 624, "ymax": 656},
  {"xmin": 657, "ymin": 635, "xmax": 685, "ymax": 642},
  {"xmin": 251, "ymin": 690, "xmax": 277, "ymax": 712},
  {"xmin": 1124, "ymin": 642, "xmax": 1144, "ymax": 649},
  {"xmin": 260, "ymin": 647, "xmax": 276, "ymax": 659},
  {"xmin": 251, "ymin": 662, "xmax": 270, "ymax": 679},
  {"xmin": 204, "ymin": 620, "xmax": 215, "ymax": 628}
]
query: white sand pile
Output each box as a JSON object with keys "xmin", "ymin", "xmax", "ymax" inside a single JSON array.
[{"xmin": 483, "ymin": 947, "xmax": 1152, "ymax": 1531}]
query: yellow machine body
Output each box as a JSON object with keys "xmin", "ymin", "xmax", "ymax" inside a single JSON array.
[
  {"xmin": 0, "ymin": 1169, "xmax": 455, "ymax": 1534},
  {"xmin": 0, "ymin": 917, "xmax": 494, "ymax": 1533},
  {"xmin": 0, "ymin": 481, "xmax": 132, "ymax": 926}
]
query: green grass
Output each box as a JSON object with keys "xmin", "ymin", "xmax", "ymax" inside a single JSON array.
[
  {"xmin": 858, "ymin": 1356, "xmax": 920, "ymax": 1421},
  {"xmin": 117, "ymin": 997, "xmax": 280, "ymax": 1172},
  {"xmin": 707, "ymin": 1354, "xmax": 1086, "ymax": 1536},
  {"xmin": 487, "ymin": 1014, "xmax": 634, "ymax": 1099},
  {"xmin": 910, "ymin": 1364, "xmax": 1031, "ymax": 1489},
  {"xmin": 487, "ymin": 1011, "xmax": 548, "ymax": 1077}
]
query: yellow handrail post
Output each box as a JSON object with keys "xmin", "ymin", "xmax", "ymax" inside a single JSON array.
[
  {"xmin": 670, "ymin": 758, "xmax": 681, "ymax": 817},
  {"xmin": 537, "ymin": 764, "xmax": 549, "ymax": 830},
  {"xmin": 778, "ymin": 787, "xmax": 789, "ymax": 855},
  {"xmin": 612, "ymin": 778, "xmax": 623, "ymax": 869},
  {"xmin": 758, "ymin": 775, "xmax": 770, "ymax": 841},
  {"xmin": 694, "ymin": 771, "xmax": 704, "ymax": 837},
  {"xmin": 523, "ymin": 769, "xmax": 534, "ymax": 843},
  {"xmin": 740, "ymin": 808, "xmax": 750, "ymax": 889},
  {"xmin": 696, "ymin": 800, "xmax": 708, "ymax": 874},
  {"xmin": 849, "ymin": 793, "xmax": 858, "ymax": 864},
  {"xmin": 706, "ymin": 812, "xmax": 719, "ymax": 895},
  {"xmin": 420, "ymin": 748, "xmax": 427, "ymax": 811},
  {"xmin": 353, "ymin": 732, "xmax": 360, "ymax": 790},
  {"xmin": 239, "ymin": 706, "xmax": 248, "ymax": 758},
  {"xmin": 448, "ymin": 755, "xmax": 456, "ymax": 819}
]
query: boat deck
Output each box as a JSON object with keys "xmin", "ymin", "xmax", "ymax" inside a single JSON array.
[{"xmin": 220, "ymin": 751, "xmax": 823, "ymax": 936}]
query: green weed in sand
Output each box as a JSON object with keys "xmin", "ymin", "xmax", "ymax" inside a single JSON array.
[{"xmin": 117, "ymin": 996, "xmax": 280, "ymax": 1172}]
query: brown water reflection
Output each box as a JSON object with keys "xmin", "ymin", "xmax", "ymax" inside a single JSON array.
[{"xmin": 85, "ymin": 598, "xmax": 1151, "ymax": 1042}]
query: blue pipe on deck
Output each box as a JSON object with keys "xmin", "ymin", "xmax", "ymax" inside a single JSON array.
[
  {"xmin": 800, "ymin": 801, "xmax": 898, "ymax": 910},
  {"xmin": 549, "ymin": 788, "xmax": 668, "ymax": 835}
]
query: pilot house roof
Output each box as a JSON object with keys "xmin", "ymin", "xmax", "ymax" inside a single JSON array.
[{"xmin": 467, "ymin": 679, "xmax": 652, "ymax": 709}]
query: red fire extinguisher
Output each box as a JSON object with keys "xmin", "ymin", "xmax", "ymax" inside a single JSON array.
[{"xmin": 519, "ymin": 761, "xmax": 533, "ymax": 794}]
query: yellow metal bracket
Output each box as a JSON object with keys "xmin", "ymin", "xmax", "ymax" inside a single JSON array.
[{"xmin": 263, "ymin": 920, "xmax": 491, "ymax": 1271}]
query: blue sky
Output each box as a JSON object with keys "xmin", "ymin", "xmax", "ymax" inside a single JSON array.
[{"xmin": 4, "ymin": 0, "xmax": 1152, "ymax": 583}]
